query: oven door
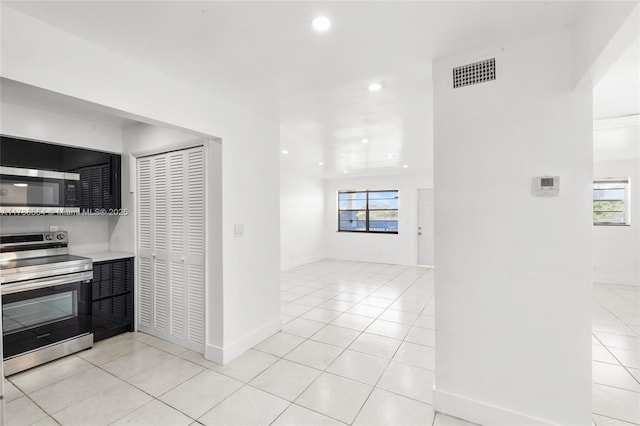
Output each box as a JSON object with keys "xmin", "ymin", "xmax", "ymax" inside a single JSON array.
[
  {"xmin": 1, "ymin": 272, "xmax": 92, "ymax": 359},
  {"xmin": 0, "ymin": 166, "xmax": 80, "ymax": 214}
]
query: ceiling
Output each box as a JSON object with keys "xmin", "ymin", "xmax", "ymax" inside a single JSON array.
[
  {"xmin": 4, "ymin": 1, "xmax": 632, "ymax": 179},
  {"xmin": 593, "ymin": 38, "xmax": 640, "ymax": 120}
]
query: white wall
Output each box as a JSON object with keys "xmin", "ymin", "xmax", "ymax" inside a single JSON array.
[
  {"xmin": 280, "ymin": 168, "xmax": 324, "ymax": 270},
  {"xmin": 572, "ymin": 2, "xmax": 639, "ymax": 88},
  {"xmin": 1, "ymin": 5, "xmax": 281, "ymax": 364},
  {"xmin": 0, "ymin": 101, "xmax": 122, "ymax": 254},
  {"xmin": 324, "ymin": 172, "xmax": 431, "ymax": 265},
  {"xmin": 110, "ymin": 122, "xmax": 202, "ymax": 254},
  {"xmin": 433, "ymin": 30, "xmax": 593, "ymax": 425},
  {"xmin": 593, "ymin": 122, "xmax": 640, "ymax": 285},
  {"xmin": 0, "ymin": 101, "xmax": 123, "ymax": 153}
]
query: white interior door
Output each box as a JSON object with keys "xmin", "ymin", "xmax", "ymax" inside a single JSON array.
[
  {"xmin": 417, "ymin": 188, "xmax": 435, "ymax": 266},
  {"xmin": 137, "ymin": 146, "xmax": 205, "ymax": 352}
]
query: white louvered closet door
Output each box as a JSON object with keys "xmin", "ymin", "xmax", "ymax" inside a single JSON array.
[{"xmin": 137, "ymin": 146, "xmax": 205, "ymax": 352}]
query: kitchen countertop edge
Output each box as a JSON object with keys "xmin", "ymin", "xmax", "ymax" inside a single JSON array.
[{"xmin": 73, "ymin": 251, "xmax": 135, "ymax": 263}]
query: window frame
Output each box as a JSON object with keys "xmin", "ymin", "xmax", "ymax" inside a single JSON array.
[
  {"xmin": 337, "ymin": 189, "xmax": 399, "ymax": 234},
  {"xmin": 593, "ymin": 177, "xmax": 631, "ymax": 226}
]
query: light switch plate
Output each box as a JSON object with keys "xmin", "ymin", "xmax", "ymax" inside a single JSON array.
[{"xmin": 234, "ymin": 224, "xmax": 245, "ymax": 237}]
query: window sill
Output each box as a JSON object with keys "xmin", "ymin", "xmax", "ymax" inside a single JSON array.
[
  {"xmin": 593, "ymin": 223, "xmax": 631, "ymax": 227},
  {"xmin": 337, "ymin": 230, "xmax": 399, "ymax": 234}
]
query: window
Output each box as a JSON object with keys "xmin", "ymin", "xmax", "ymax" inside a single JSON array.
[
  {"xmin": 593, "ymin": 178, "xmax": 630, "ymax": 225},
  {"xmin": 338, "ymin": 190, "xmax": 399, "ymax": 233}
]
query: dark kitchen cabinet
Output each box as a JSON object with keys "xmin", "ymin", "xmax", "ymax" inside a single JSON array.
[
  {"xmin": 0, "ymin": 135, "xmax": 121, "ymax": 212},
  {"xmin": 91, "ymin": 257, "xmax": 134, "ymax": 342}
]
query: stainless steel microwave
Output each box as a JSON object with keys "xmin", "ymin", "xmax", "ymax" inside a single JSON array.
[{"xmin": 0, "ymin": 166, "xmax": 80, "ymax": 214}]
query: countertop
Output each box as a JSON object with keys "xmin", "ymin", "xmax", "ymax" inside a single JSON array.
[{"xmin": 72, "ymin": 251, "xmax": 135, "ymax": 263}]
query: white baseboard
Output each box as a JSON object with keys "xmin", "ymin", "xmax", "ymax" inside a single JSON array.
[
  {"xmin": 433, "ymin": 387, "xmax": 558, "ymax": 426},
  {"xmin": 323, "ymin": 254, "xmax": 416, "ymax": 266},
  {"xmin": 205, "ymin": 317, "xmax": 283, "ymax": 365},
  {"xmin": 281, "ymin": 255, "xmax": 325, "ymax": 271}
]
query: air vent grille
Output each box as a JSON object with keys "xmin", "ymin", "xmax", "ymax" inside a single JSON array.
[{"xmin": 453, "ymin": 58, "xmax": 496, "ymax": 88}]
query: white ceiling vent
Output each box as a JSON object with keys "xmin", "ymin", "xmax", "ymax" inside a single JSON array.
[{"xmin": 453, "ymin": 58, "xmax": 496, "ymax": 88}]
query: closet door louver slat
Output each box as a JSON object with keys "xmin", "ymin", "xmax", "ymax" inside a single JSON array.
[{"xmin": 137, "ymin": 158, "xmax": 154, "ymax": 328}]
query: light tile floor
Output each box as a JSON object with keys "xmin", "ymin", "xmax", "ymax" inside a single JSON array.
[{"xmin": 3, "ymin": 260, "xmax": 639, "ymax": 425}]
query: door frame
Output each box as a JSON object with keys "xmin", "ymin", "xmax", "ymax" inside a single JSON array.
[{"xmin": 417, "ymin": 187, "xmax": 435, "ymax": 267}]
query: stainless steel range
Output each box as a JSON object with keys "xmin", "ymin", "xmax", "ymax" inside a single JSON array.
[{"xmin": 0, "ymin": 231, "xmax": 93, "ymax": 375}]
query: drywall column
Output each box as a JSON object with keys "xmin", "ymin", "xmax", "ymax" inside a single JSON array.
[{"xmin": 433, "ymin": 30, "xmax": 593, "ymax": 425}]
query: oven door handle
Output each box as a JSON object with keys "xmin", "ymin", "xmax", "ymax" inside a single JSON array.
[{"xmin": 1, "ymin": 271, "xmax": 93, "ymax": 295}]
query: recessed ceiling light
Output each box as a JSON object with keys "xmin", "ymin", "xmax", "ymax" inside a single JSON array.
[
  {"xmin": 343, "ymin": 170, "xmax": 348, "ymax": 174},
  {"xmin": 318, "ymin": 161, "xmax": 324, "ymax": 166},
  {"xmin": 402, "ymin": 164, "xmax": 409, "ymax": 169},
  {"xmin": 361, "ymin": 139, "xmax": 369, "ymax": 144},
  {"xmin": 281, "ymin": 150, "xmax": 289, "ymax": 155},
  {"xmin": 368, "ymin": 82, "xmax": 382, "ymax": 92},
  {"xmin": 312, "ymin": 16, "xmax": 331, "ymax": 32},
  {"xmin": 387, "ymin": 154, "xmax": 393, "ymax": 159}
]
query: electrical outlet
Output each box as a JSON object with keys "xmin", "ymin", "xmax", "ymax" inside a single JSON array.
[{"xmin": 49, "ymin": 225, "xmax": 59, "ymax": 232}]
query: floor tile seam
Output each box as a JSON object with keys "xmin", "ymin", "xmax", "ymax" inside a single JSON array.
[
  {"xmin": 7, "ymin": 356, "xmax": 92, "ymax": 396},
  {"xmin": 347, "ymin": 274, "xmax": 429, "ymax": 426},
  {"xmin": 594, "ymin": 334, "xmax": 640, "ymax": 384},
  {"xmin": 591, "ymin": 410, "xmax": 640, "ymax": 426},
  {"xmin": 280, "ymin": 326, "xmax": 374, "ymax": 422},
  {"xmin": 114, "ymin": 356, "xmax": 206, "ymax": 404},
  {"xmin": 600, "ymin": 343, "xmax": 640, "ymax": 354},
  {"xmin": 269, "ymin": 402, "xmax": 350, "ymax": 426},
  {"xmin": 293, "ymin": 368, "xmax": 375, "ymax": 426},
  {"xmin": 592, "ymin": 326, "xmax": 640, "ymax": 339},
  {"xmin": 5, "ymin": 393, "xmax": 55, "ymax": 425},
  {"xmin": 594, "ymin": 379, "xmax": 640, "ymax": 396},
  {"xmin": 347, "ymin": 350, "xmax": 398, "ymax": 424},
  {"xmin": 104, "ymin": 397, "xmax": 185, "ymax": 426},
  {"xmin": 592, "ymin": 354, "xmax": 640, "ymax": 385},
  {"xmin": 78, "ymin": 340, "xmax": 152, "ymax": 368},
  {"xmin": 279, "ymin": 263, "xmax": 429, "ymax": 422},
  {"xmin": 187, "ymin": 380, "xmax": 251, "ymax": 423},
  {"xmin": 403, "ymin": 339, "xmax": 436, "ymax": 349},
  {"xmin": 104, "ymin": 351, "xmax": 181, "ymax": 381},
  {"xmin": 592, "ymin": 377, "xmax": 640, "ymax": 393},
  {"xmin": 411, "ymin": 323, "xmax": 437, "ymax": 331},
  {"xmin": 593, "ymin": 330, "xmax": 640, "ymax": 348},
  {"xmin": 372, "ymin": 384, "xmax": 436, "ymax": 408},
  {"xmin": 592, "ymin": 357, "xmax": 624, "ymax": 367},
  {"xmin": 42, "ymin": 373, "xmax": 127, "ymax": 417},
  {"xmin": 594, "ymin": 296, "xmax": 640, "ymax": 336}
]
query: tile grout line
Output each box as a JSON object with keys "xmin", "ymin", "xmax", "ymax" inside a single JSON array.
[{"xmin": 273, "ymin": 264, "xmax": 433, "ymax": 425}]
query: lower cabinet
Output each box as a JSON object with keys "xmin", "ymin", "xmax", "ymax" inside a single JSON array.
[{"xmin": 92, "ymin": 257, "xmax": 134, "ymax": 342}]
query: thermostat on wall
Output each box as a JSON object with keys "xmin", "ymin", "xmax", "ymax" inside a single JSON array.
[{"xmin": 533, "ymin": 176, "xmax": 560, "ymax": 196}]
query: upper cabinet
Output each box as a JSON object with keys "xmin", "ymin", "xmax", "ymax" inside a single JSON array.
[{"xmin": 0, "ymin": 135, "xmax": 121, "ymax": 212}]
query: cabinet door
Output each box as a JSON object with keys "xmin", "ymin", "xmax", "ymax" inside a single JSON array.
[
  {"xmin": 92, "ymin": 258, "xmax": 134, "ymax": 342},
  {"xmin": 77, "ymin": 163, "xmax": 111, "ymax": 211}
]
